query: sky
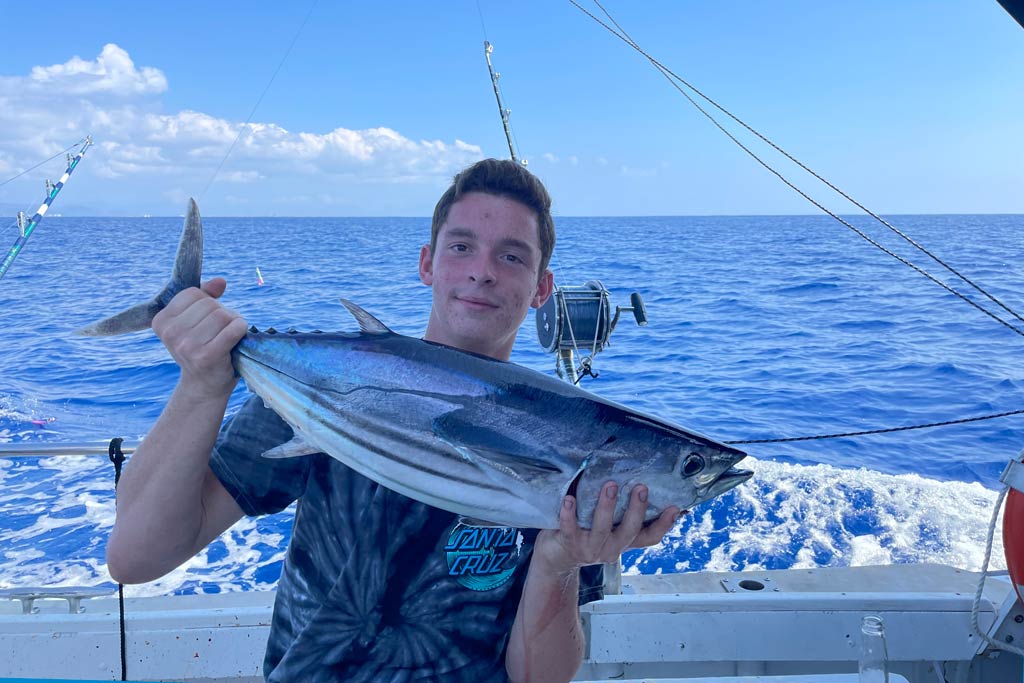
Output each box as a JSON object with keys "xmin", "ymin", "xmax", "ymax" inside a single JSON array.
[{"xmin": 0, "ymin": 1, "xmax": 1021, "ymax": 217}]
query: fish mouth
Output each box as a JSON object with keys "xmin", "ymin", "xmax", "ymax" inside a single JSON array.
[{"xmin": 704, "ymin": 467, "xmax": 754, "ymax": 499}]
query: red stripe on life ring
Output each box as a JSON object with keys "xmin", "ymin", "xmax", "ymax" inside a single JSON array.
[{"xmin": 1004, "ymin": 487, "xmax": 1024, "ymax": 604}]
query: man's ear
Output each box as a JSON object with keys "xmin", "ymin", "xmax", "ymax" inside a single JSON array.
[
  {"xmin": 419, "ymin": 244, "xmax": 434, "ymax": 286},
  {"xmin": 531, "ymin": 268, "xmax": 554, "ymax": 308}
]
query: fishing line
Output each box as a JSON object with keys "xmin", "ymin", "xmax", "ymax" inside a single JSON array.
[
  {"xmin": 0, "ymin": 139, "xmax": 85, "ymax": 190},
  {"xmin": 571, "ymin": 0, "xmax": 1024, "ymax": 338},
  {"xmin": 474, "ymin": 0, "xmax": 490, "ymax": 44},
  {"xmin": 198, "ymin": 0, "xmax": 319, "ymax": 202}
]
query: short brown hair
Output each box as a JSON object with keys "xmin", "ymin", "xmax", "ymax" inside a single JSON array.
[{"xmin": 430, "ymin": 159, "xmax": 556, "ymax": 276}]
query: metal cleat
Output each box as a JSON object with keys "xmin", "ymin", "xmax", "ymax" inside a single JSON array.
[{"xmin": 0, "ymin": 584, "xmax": 117, "ymax": 614}]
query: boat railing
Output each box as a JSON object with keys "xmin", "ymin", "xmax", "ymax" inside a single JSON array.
[{"xmin": 0, "ymin": 442, "xmax": 136, "ymax": 458}]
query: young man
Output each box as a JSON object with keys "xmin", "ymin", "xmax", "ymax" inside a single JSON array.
[{"xmin": 106, "ymin": 159, "xmax": 679, "ymax": 682}]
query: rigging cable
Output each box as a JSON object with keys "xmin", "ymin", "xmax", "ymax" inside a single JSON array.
[
  {"xmin": 567, "ymin": 1, "xmax": 1024, "ymax": 441},
  {"xmin": 570, "ymin": 0, "xmax": 1024, "ymax": 339},
  {"xmin": 725, "ymin": 408, "xmax": 1024, "ymax": 445}
]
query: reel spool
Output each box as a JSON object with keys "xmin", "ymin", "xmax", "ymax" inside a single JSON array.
[{"xmin": 535, "ymin": 280, "xmax": 647, "ymax": 383}]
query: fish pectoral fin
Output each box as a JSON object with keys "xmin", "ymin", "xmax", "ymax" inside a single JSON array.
[
  {"xmin": 432, "ymin": 411, "xmax": 564, "ymax": 484},
  {"xmin": 339, "ymin": 299, "xmax": 394, "ymax": 335},
  {"xmin": 261, "ymin": 434, "xmax": 320, "ymax": 459}
]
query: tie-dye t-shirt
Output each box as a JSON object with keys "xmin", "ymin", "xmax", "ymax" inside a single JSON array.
[{"xmin": 210, "ymin": 395, "xmax": 604, "ymax": 683}]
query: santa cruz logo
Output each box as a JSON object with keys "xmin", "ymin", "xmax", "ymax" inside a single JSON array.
[{"xmin": 444, "ymin": 521, "xmax": 525, "ymax": 591}]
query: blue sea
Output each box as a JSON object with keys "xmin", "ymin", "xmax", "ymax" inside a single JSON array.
[{"xmin": 0, "ymin": 213, "xmax": 1020, "ymax": 596}]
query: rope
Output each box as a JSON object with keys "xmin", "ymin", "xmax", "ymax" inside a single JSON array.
[
  {"xmin": 570, "ymin": 0, "xmax": 1024, "ymax": 339},
  {"xmin": 108, "ymin": 437, "xmax": 128, "ymax": 682},
  {"xmin": 726, "ymin": 409, "xmax": 1024, "ymax": 445},
  {"xmin": 970, "ymin": 484, "xmax": 1024, "ymax": 656}
]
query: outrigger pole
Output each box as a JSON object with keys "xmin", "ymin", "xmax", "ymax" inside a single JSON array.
[{"xmin": 0, "ymin": 136, "xmax": 93, "ymax": 281}]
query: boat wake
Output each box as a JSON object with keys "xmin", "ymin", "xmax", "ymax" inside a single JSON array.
[
  {"xmin": 626, "ymin": 455, "xmax": 1005, "ymax": 575},
  {"xmin": 0, "ymin": 452, "xmax": 1007, "ymax": 597}
]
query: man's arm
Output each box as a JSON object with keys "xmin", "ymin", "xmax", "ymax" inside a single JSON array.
[
  {"xmin": 106, "ymin": 279, "xmax": 249, "ymax": 584},
  {"xmin": 506, "ymin": 484, "xmax": 679, "ymax": 683}
]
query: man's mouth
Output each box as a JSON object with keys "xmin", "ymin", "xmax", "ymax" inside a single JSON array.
[{"xmin": 456, "ymin": 296, "xmax": 499, "ymax": 310}]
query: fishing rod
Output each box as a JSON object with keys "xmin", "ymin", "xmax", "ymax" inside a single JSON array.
[
  {"xmin": 482, "ymin": 41, "xmax": 648, "ymax": 384},
  {"xmin": 0, "ymin": 136, "xmax": 93, "ymax": 281},
  {"xmin": 483, "ymin": 41, "xmax": 524, "ymax": 166}
]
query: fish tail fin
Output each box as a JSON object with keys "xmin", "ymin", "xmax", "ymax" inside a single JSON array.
[{"xmin": 78, "ymin": 198, "xmax": 204, "ymax": 336}]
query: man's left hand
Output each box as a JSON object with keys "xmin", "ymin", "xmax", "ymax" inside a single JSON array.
[{"xmin": 532, "ymin": 483, "xmax": 682, "ymax": 577}]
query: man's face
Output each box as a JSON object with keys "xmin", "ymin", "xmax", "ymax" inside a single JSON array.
[{"xmin": 420, "ymin": 191, "xmax": 553, "ymax": 361}]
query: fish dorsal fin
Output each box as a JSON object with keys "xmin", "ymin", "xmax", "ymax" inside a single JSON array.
[{"xmin": 340, "ymin": 299, "xmax": 393, "ymax": 335}]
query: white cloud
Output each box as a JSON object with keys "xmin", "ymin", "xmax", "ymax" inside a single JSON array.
[
  {"xmin": 22, "ymin": 44, "xmax": 167, "ymax": 96},
  {"xmin": 620, "ymin": 164, "xmax": 658, "ymax": 178},
  {"xmin": 162, "ymin": 187, "xmax": 190, "ymax": 208},
  {"xmin": 0, "ymin": 44, "xmax": 483, "ymax": 213},
  {"xmin": 221, "ymin": 170, "xmax": 263, "ymax": 183},
  {"xmin": 542, "ymin": 152, "xmax": 559, "ymax": 164}
]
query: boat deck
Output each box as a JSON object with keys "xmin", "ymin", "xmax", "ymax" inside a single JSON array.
[{"xmin": 2, "ymin": 563, "xmax": 1021, "ymax": 682}]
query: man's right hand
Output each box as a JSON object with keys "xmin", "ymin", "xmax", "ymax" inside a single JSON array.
[{"xmin": 151, "ymin": 277, "xmax": 249, "ymax": 401}]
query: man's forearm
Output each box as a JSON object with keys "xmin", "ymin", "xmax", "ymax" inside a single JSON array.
[
  {"xmin": 106, "ymin": 381, "xmax": 232, "ymax": 582},
  {"xmin": 506, "ymin": 561, "xmax": 585, "ymax": 683}
]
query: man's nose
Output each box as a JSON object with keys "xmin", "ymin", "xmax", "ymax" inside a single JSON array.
[{"xmin": 468, "ymin": 256, "xmax": 496, "ymax": 284}]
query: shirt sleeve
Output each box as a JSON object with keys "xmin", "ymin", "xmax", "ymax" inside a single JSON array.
[{"xmin": 209, "ymin": 394, "xmax": 311, "ymax": 516}]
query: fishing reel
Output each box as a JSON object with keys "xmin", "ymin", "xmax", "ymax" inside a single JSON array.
[{"xmin": 535, "ymin": 280, "xmax": 647, "ymax": 384}]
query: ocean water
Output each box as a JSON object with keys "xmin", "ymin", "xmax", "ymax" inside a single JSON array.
[{"xmin": 0, "ymin": 213, "xmax": 1020, "ymax": 596}]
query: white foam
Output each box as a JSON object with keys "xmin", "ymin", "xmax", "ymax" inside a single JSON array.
[{"xmin": 626, "ymin": 456, "xmax": 1006, "ymax": 574}]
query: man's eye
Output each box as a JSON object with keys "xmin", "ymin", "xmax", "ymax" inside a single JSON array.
[
  {"xmin": 450, "ymin": 243, "xmax": 468, "ymax": 252},
  {"xmin": 503, "ymin": 254, "xmax": 523, "ymax": 263}
]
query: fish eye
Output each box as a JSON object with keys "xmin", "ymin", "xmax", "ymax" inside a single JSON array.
[{"xmin": 681, "ymin": 454, "xmax": 705, "ymax": 477}]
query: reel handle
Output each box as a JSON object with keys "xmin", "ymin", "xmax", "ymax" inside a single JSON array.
[
  {"xmin": 630, "ymin": 292, "xmax": 648, "ymax": 326},
  {"xmin": 610, "ymin": 292, "xmax": 648, "ymax": 333}
]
